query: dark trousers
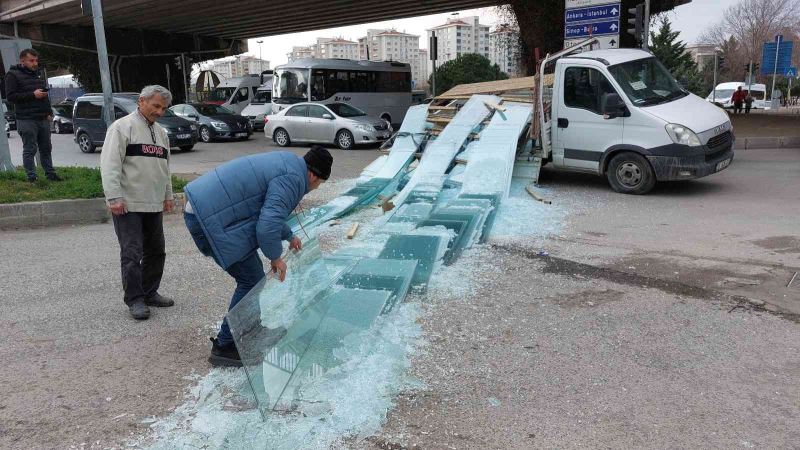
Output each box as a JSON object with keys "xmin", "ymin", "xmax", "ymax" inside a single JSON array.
[
  {"xmin": 112, "ymin": 212, "xmax": 166, "ymax": 306},
  {"xmin": 184, "ymin": 212, "xmax": 265, "ymax": 347},
  {"xmin": 17, "ymin": 118, "xmax": 55, "ymax": 179},
  {"xmin": 734, "ymin": 101, "xmax": 743, "ymax": 114}
]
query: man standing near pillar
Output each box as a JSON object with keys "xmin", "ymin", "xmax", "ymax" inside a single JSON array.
[
  {"xmin": 5, "ymin": 48, "xmax": 60, "ymax": 182},
  {"xmin": 101, "ymin": 85, "xmax": 175, "ymax": 320}
]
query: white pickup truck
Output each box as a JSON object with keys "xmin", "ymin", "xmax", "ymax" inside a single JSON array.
[{"xmin": 536, "ymin": 45, "xmax": 734, "ymax": 194}]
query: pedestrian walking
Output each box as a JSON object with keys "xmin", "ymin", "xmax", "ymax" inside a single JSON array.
[
  {"xmin": 744, "ymin": 92, "xmax": 754, "ymax": 114},
  {"xmin": 183, "ymin": 146, "xmax": 333, "ymax": 367},
  {"xmin": 4, "ymin": 48, "xmax": 60, "ymax": 182},
  {"xmin": 100, "ymin": 85, "xmax": 175, "ymax": 320},
  {"xmin": 732, "ymin": 86, "xmax": 746, "ymax": 114}
]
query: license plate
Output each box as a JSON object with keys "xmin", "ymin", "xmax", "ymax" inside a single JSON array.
[
  {"xmin": 235, "ymin": 132, "xmax": 248, "ymax": 138},
  {"xmin": 176, "ymin": 133, "xmax": 191, "ymax": 139},
  {"xmin": 715, "ymin": 158, "xmax": 731, "ymax": 171}
]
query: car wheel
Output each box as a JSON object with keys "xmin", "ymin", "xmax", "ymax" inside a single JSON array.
[
  {"xmin": 273, "ymin": 128, "xmax": 290, "ymax": 147},
  {"xmin": 54, "ymin": 121, "xmax": 61, "ymax": 134},
  {"xmin": 199, "ymin": 126, "xmax": 212, "ymax": 143},
  {"xmin": 180, "ymin": 145, "xmax": 194, "ymax": 152},
  {"xmin": 77, "ymin": 132, "xmax": 95, "ymax": 153},
  {"xmin": 606, "ymin": 152, "xmax": 656, "ymax": 195},
  {"xmin": 336, "ymin": 129, "xmax": 354, "ymax": 150}
]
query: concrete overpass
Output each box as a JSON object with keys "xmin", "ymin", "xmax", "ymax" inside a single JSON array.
[
  {"xmin": 0, "ymin": 0, "xmax": 502, "ymax": 100},
  {"xmin": 0, "ymin": 0, "xmax": 501, "ymax": 39}
]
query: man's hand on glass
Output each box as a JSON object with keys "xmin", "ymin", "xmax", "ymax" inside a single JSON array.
[
  {"xmin": 271, "ymin": 258, "xmax": 287, "ymax": 282},
  {"xmin": 108, "ymin": 198, "xmax": 128, "ymax": 215},
  {"xmin": 289, "ymin": 236, "xmax": 302, "ymax": 253}
]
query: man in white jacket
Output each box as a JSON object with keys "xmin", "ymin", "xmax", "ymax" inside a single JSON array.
[{"xmin": 101, "ymin": 85, "xmax": 175, "ymax": 320}]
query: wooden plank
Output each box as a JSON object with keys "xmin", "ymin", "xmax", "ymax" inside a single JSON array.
[
  {"xmin": 346, "ymin": 223, "xmax": 360, "ymax": 239},
  {"xmin": 427, "ymin": 117, "xmax": 452, "ymax": 124},
  {"xmin": 428, "ymin": 105, "xmax": 458, "ymax": 111},
  {"xmin": 525, "ymin": 184, "xmax": 552, "ymax": 204},
  {"xmin": 484, "ymin": 100, "xmax": 507, "ymax": 112}
]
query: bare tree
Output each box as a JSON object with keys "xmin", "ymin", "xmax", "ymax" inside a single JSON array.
[{"xmin": 700, "ymin": 0, "xmax": 800, "ymax": 64}]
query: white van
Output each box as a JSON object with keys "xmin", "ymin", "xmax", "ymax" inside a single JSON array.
[
  {"xmin": 706, "ymin": 82, "xmax": 767, "ymax": 109},
  {"xmin": 240, "ymin": 77, "xmax": 273, "ymax": 130},
  {"xmin": 537, "ymin": 47, "xmax": 734, "ymax": 195},
  {"xmin": 206, "ymin": 74, "xmax": 263, "ymax": 114}
]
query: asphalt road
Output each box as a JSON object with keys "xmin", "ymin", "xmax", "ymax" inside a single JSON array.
[
  {"xmin": 6, "ymin": 128, "xmax": 381, "ymax": 179},
  {"xmin": 0, "ymin": 145, "xmax": 798, "ymax": 449}
]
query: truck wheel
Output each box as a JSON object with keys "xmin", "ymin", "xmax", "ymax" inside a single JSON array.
[{"xmin": 606, "ymin": 152, "xmax": 656, "ymax": 195}]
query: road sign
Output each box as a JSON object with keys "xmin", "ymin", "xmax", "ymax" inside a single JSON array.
[
  {"xmin": 564, "ymin": 35, "xmax": 619, "ymax": 51},
  {"xmin": 761, "ymin": 40, "xmax": 793, "ymax": 75},
  {"xmin": 785, "ymin": 67, "xmax": 797, "ymax": 78},
  {"xmin": 565, "ymin": 3, "xmax": 620, "ymax": 23},
  {"xmin": 566, "ymin": 0, "xmax": 619, "ymax": 8},
  {"xmin": 564, "ymin": 20, "xmax": 620, "ymax": 39}
]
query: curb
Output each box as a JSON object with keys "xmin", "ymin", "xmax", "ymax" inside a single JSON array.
[
  {"xmin": 734, "ymin": 136, "xmax": 800, "ymax": 150},
  {"xmin": 0, "ymin": 193, "xmax": 186, "ymax": 231}
]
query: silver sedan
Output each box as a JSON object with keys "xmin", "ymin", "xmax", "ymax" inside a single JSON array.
[{"xmin": 264, "ymin": 102, "xmax": 392, "ymax": 150}]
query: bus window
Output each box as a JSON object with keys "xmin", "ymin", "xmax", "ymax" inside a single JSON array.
[{"xmin": 274, "ymin": 68, "xmax": 309, "ymax": 104}]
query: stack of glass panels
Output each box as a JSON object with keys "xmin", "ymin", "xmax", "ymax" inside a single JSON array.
[
  {"xmin": 335, "ymin": 258, "xmax": 418, "ymax": 314},
  {"xmin": 378, "ymin": 232, "xmax": 451, "ymax": 290}
]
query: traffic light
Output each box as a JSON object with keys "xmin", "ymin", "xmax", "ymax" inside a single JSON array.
[
  {"xmin": 627, "ymin": 3, "xmax": 645, "ymax": 46},
  {"xmin": 717, "ymin": 54, "xmax": 725, "ymax": 69}
]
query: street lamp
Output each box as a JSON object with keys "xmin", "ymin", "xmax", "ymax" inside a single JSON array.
[{"xmin": 256, "ymin": 39, "xmax": 264, "ymax": 62}]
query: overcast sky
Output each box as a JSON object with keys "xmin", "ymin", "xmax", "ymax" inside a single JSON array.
[{"xmin": 232, "ymin": 0, "xmax": 739, "ymax": 69}]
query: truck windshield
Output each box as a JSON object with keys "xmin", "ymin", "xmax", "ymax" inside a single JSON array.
[
  {"xmin": 252, "ymin": 90, "xmax": 271, "ymax": 104},
  {"xmin": 608, "ymin": 57, "xmax": 687, "ymax": 107},
  {"xmin": 709, "ymin": 89, "xmax": 735, "ymax": 100},
  {"xmin": 208, "ymin": 87, "xmax": 235, "ymax": 102},
  {"xmin": 274, "ymin": 68, "xmax": 309, "ymax": 104}
]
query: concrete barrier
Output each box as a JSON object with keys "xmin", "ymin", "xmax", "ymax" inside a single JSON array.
[
  {"xmin": 0, "ymin": 193, "xmax": 186, "ymax": 230},
  {"xmin": 734, "ymin": 136, "xmax": 800, "ymax": 150}
]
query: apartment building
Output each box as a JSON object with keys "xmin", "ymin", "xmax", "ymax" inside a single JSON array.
[
  {"xmin": 427, "ymin": 16, "xmax": 491, "ymax": 63},
  {"xmin": 358, "ymin": 29, "xmax": 428, "ymax": 87},
  {"xmin": 489, "ymin": 24, "xmax": 521, "ymax": 76},
  {"xmin": 212, "ymin": 55, "xmax": 270, "ymax": 78},
  {"xmin": 287, "ymin": 46, "xmax": 315, "ymax": 62}
]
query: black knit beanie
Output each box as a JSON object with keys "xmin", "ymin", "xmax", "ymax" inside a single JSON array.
[{"xmin": 304, "ymin": 145, "xmax": 333, "ymax": 180}]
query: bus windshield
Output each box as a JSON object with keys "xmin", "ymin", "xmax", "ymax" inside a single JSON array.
[
  {"xmin": 274, "ymin": 68, "xmax": 309, "ymax": 104},
  {"xmin": 207, "ymin": 87, "xmax": 236, "ymax": 102},
  {"xmin": 609, "ymin": 57, "xmax": 688, "ymax": 106},
  {"xmin": 327, "ymin": 103, "xmax": 366, "ymax": 117}
]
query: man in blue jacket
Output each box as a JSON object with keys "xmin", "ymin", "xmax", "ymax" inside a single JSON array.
[{"xmin": 183, "ymin": 146, "xmax": 333, "ymax": 367}]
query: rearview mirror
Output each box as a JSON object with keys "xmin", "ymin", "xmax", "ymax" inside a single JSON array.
[
  {"xmin": 601, "ymin": 93, "xmax": 628, "ymax": 119},
  {"xmin": 322, "ymin": 113, "xmax": 333, "ymax": 120}
]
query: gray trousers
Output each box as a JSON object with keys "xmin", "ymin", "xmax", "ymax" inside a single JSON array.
[{"xmin": 17, "ymin": 118, "xmax": 54, "ymax": 179}]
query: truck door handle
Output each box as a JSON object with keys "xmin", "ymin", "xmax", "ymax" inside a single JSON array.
[{"xmin": 557, "ymin": 118, "xmax": 569, "ymax": 128}]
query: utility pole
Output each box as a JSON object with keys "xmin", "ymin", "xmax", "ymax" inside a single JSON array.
[
  {"xmin": 430, "ymin": 32, "xmax": 438, "ymax": 96},
  {"xmin": 712, "ymin": 51, "xmax": 718, "ymax": 103},
  {"xmin": 642, "ymin": 0, "xmax": 651, "ymax": 50},
  {"xmin": 257, "ymin": 40, "xmax": 263, "ymax": 61},
  {"xmin": 771, "ymin": 34, "xmax": 781, "ymax": 106},
  {"xmin": 90, "ymin": 0, "xmax": 114, "ymax": 126}
]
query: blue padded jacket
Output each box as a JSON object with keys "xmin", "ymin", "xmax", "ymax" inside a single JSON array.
[{"xmin": 183, "ymin": 151, "xmax": 309, "ymax": 270}]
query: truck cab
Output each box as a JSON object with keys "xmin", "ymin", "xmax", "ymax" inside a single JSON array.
[{"xmin": 542, "ymin": 48, "xmax": 734, "ymax": 194}]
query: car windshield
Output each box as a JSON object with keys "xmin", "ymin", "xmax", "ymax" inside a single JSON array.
[
  {"xmin": 194, "ymin": 104, "xmax": 235, "ymax": 116},
  {"xmin": 52, "ymin": 105, "xmax": 73, "ymax": 117},
  {"xmin": 207, "ymin": 87, "xmax": 236, "ymax": 102},
  {"xmin": 274, "ymin": 68, "xmax": 309, "ymax": 104},
  {"xmin": 327, "ymin": 103, "xmax": 366, "ymax": 117},
  {"xmin": 252, "ymin": 90, "xmax": 271, "ymax": 103},
  {"xmin": 608, "ymin": 57, "xmax": 688, "ymax": 106},
  {"xmin": 709, "ymin": 89, "xmax": 735, "ymax": 100}
]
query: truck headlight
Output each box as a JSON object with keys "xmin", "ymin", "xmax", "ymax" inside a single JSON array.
[{"xmin": 665, "ymin": 123, "xmax": 702, "ymax": 147}]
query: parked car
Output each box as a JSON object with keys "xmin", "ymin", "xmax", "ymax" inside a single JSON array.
[
  {"xmin": 3, "ymin": 100, "xmax": 15, "ymax": 130},
  {"xmin": 72, "ymin": 93, "xmax": 198, "ymax": 153},
  {"xmin": 51, "ymin": 104, "xmax": 73, "ymax": 134},
  {"xmin": 264, "ymin": 102, "xmax": 392, "ymax": 150},
  {"xmin": 240, "ymin": 80, "xmax": 272, "ymax": 131},
  {"xmin": 170, "ymin": 103, "xmax": 252, "ymax": 143}
]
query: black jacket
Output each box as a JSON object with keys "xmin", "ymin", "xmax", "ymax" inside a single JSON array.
[{"xmin": 5, "ymin": 64, "xmax": 51, "ymax": 120}]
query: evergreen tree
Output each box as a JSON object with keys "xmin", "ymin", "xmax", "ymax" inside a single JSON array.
[
  {"xmin": 649, "ymin": 16, "xmax": 705, "ymax": 96},
  {"xmin": 429, "ymin": 54, "xmax": 508, "ymax": 96}
]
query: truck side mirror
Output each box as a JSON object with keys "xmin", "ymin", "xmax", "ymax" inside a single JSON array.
[{"xmin": 602, "ymin": 93, "xmax": 628, "ymax": 119}]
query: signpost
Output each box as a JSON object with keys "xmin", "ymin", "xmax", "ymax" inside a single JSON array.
[
  {"xmin": 786, "ymin": 66, "xmax": 797, "ymax": 104},
  {"xmin": 564, "ymin": 0, "xmax": 621, "ymax": 51},
  {"xmin": 761, "ymin": 35, "xmax": 793, "ymax": 104}
]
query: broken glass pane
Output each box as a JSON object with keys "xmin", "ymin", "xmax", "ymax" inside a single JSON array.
[
  {"xmin": 336, "ymin": 258, "xmax": 418, "ymax": 314},
  {"xmin": 378, "ymin": 233, "xmax": 450, "ymax": 290}
]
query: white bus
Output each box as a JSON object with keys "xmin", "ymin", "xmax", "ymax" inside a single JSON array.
[{"xmin": 272, "ymin": 58, "xmax": 412, "ymax": 126}]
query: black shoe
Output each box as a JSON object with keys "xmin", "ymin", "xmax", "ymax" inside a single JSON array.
[
  {"xmin": 46, "ymin": 174, "xmax": 62, "ymax": 181},
  {"xmin": 241, "ymin": 325, "xmax": 287, "ymax": 349},
  {"xmin": 209, "ymin": 337, "xmax": 242, "ymax": 367},
  {"xmin": 26, "ymin": 176, "xmax": 37, "ymax": 183},
  {"xmin": 144, "ymin": 292, "xmax": 174, "ymax": 307},
  {"xmin": 129, "ymin": 301, "xmax": 151, "ymax": 320}
]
